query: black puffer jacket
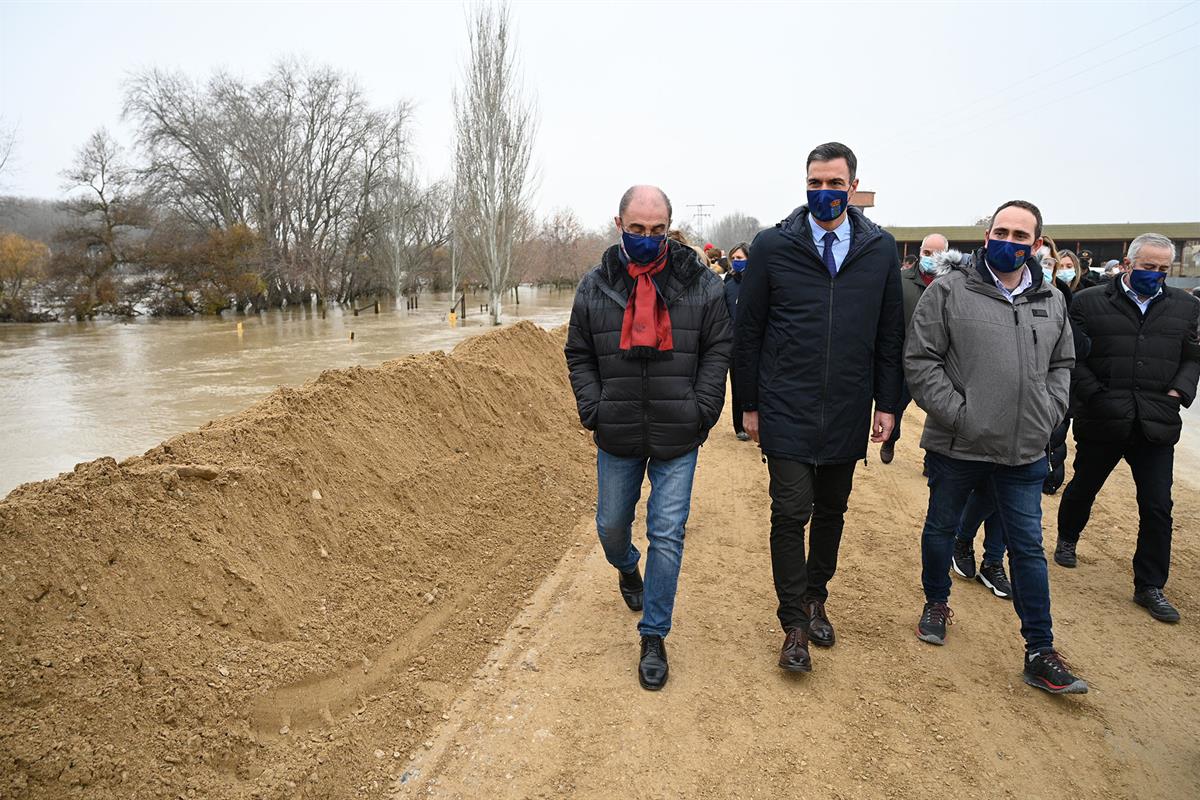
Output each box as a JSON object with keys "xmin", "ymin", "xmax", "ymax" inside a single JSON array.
[
  {"xmin": 565, "ymin": 240, "xmax": 733, "ymax": 460},
  {"xmin": 734, "ymin": 205, "xmax": 904, "ymax": 464},
  {"xmin": 1070, "ymin": 276, "xmax": 1200, "ymax": 446}
]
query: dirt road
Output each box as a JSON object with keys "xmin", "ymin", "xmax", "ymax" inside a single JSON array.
[{"xmin": 394, "ymin": 404, "xmax": 1200, "ymax": 800}]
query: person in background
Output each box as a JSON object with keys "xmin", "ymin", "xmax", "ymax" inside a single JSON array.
[
  {"xmin": 881, "ymin": 233, "xmax": 948, "ymax": 465},
  {"xmin": 902, "ymin": 254, "xmax": 919, "ymax": 270},
  {"xmin": 725, "ymin": 242, "xmax": 752, "ymax": 441},
  {"xmin": 736, "ymin": 142, "xmax": 904, "ymax": 674},
  {"xmin": 1055, "ymin": 233, "xmax": 1200, "ymax": 624},
  {"xmin": 667, "ymin": 229, "xmax": 691, "ymax": 246},
  {"xmin": 1104, "ymin": 259, "xmax": 1122, "ymax": 277},
  {"xmin": 906, "ymin": 199, "xmax": 1087, "ymax": 694},
  {"xmin": 1056, "ymin": 249, "xmax": 1083, "ymax": 295},
  {"xmin": 565, "ymin": 185, "xmax": 732, "ymax": 690}
]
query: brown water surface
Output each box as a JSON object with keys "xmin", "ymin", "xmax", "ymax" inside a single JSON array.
[{"xmin": 0, "ymin": 288, "xmax": 574, "ymax": 497}]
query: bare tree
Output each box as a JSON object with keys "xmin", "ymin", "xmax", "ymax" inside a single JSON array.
[
  {"xmin": 707, "ymin": 211, "xmax": 762, "ymax": 250},
  {"xmin": 453, "ymin": 2, "xmax": 537, "ymax": 325},
  {"xmin": 0, "ymin": 118, "xmax": 16, "ymax": 186},
  {"xmin": 50, "ymin": 129, "xmax": 149, "ymax": 318}
]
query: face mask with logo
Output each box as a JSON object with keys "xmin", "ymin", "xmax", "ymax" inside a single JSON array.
[
  {"xmin": 985, "ymin": 238, "xmax": 1031, "ymax": 274},
  {"xmin": 1058, "ymin": 269, "xmax": 1076, "ymax": 283},
  {"xmin": 621, "ymin": 230, "xmax": 666, "ymax": 265},
  {"xmin": 807, "ymin": 190, "xmax": 848, "ymax": 222},
  {"xmin": 919, "ymin": 256, "xmax": 938, "ymax": 274},
  {"xmin": 1128, "ymin": 268, "xmax": 1166, "ymax": 297},
  {"xmin": 731, "ymin": 258, "xmax": 747, "ymax": 273}
]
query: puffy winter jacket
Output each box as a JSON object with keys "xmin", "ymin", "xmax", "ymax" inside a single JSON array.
[
  {"xmin": 733, "ymin": 205, "xmax": 904, "ymax": 464},
  {"xmin": 904, "ymin": 249, "xmax": 1075, "ymax": 466},
  {"xmin": 564, "ymin": 240, "xmax": 733, "ymax": 460},
  {"xmin": 1069, "ymin": 276, "xmax": 1200, "ymax": 446}
]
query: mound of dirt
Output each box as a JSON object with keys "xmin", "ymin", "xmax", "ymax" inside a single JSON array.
[{"xmin": 0, "ymin": 321, "xmax": 593, "ymax": 799}]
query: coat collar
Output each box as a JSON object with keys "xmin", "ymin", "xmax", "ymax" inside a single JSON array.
[{"xmin": 597, "ymin": 240, "xmax": 707, "ymax": 308}]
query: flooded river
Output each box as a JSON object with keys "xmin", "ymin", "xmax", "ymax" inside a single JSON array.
[
  {"xmin": 2, "ymin": 285, "xmax": 1197, "ymax": 497},
  {"xmin": 0, "ymin": 288, "xmax": 575, "ymax": 497}
]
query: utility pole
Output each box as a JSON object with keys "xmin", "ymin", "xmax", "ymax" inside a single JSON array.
[{"xmin": 686, "ymin": 203, "xmax": 715, "ymax": 240}]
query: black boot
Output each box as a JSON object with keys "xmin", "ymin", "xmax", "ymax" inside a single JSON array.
[
  {"xmin": 618, "ymin": 567, "xmax": 644, "ymax": 611},
  {"xmin": 638, "ymin": 635, "xmax": 669, "ymax": 690}
]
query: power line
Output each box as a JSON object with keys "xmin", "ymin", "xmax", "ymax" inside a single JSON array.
[
  {"xmin": 954, "ymin": 1, "xmax": 1197, "ymax": 116},
  {"xmin": 687, "ymin": 203, "xmax": 714, "ymax": 239}
]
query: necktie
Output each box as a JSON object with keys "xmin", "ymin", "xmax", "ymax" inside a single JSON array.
[{"xmin": 821, "ymin": 230, "xmax": 838, "ymax": 277}]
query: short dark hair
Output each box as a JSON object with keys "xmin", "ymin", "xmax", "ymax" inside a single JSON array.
[
  {"xmin": 619, "ymin": 185, "xmax": 672, "ymax": 220},
  {"xmin": 805, "ymin": 142, "xmax": 857, "ymax": 182},
  {"xmin": 989, "ymin": 200, "xmax": 1043, "ymax": 240}
]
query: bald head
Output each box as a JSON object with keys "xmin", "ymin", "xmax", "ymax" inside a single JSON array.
[
  {"xmin": 615, "ymin": 185, "xmax": 672, "ymax": 236},
  {"xmin": 920, "ymin": 233, "xmax": 948, "ymax": 256}
]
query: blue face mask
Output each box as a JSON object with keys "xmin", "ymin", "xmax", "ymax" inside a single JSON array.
[
  {"xmin": 621, "ymin": 230, "xmax": 666, "ymax": 264},
  {"xmin": 985, "ymin": 238, "xmax": 1032, "ymax": 274},
  {"xmin": 918, "ymin": 256, "xmax": 937, "ymax": 274},
  {"xmin": 731, "ymin": 258, "xmax": 747, "ymax": 273},
  {"xmin": 1128, "ymin": 268, "xmax": 1166, "ymax": 297},
  {"xmin": 807, "ymin": 190, "xmax": 848, "ymax": 222},
  {"xmin": 1058, "ymin": 269, "xmax": 1076, "ymax": 283}
]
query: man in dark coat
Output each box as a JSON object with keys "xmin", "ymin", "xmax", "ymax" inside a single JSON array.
[
  {"xmin": 881, "ymin": 232, "xmax": 949, "ymax": 465},
  {"xmin": 735, "ymin": 142, "xmax": 904, "ymax": 674},
  {"xmin": 565, "ymin": 185, "xmax": 732, "ymax": 690},
  {"xmin": 1055, "ymin": 233, "xmax": 1200, "ymax": 623}
]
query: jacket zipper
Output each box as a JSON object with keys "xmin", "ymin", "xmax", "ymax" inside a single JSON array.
[
  {"xmin": 641, "ymin": 360, "xmax": 650, "ymax": 454},
  {"xmin": 1011, "ymin": 303, "xmax": 1024, "ymax": 457},
  {"xmin": 817, "ymin": 274, "xmax": 835, "ymax": 465}
]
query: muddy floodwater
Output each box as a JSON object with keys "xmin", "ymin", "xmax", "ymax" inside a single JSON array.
[{"xmin": 0, "ymin": 288, "xmax": 575, "ymax": 497}]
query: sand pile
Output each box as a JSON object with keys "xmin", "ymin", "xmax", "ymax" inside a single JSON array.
[{"xmin": 0, "ymin": 321, "xmax": 594, "ymax": 799}]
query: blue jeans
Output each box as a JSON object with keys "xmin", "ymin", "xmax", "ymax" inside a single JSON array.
[
  {"xmin": 921, "ymin": 451, "xmax": 1054, "ymax": 652},
  {"xmin": 954, "ymin": 491, "xmax": 1006, "ymax": 564},
  {"xmin": 595, "ymin": 448, "xmax": 699, "ymax": 638}
]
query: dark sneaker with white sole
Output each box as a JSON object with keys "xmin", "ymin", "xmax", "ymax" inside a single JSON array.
[
  {"xmin": 1134, "ymin": 587, "xmax": 1180, "ymax": 623},
  {"xmin": 977, "ymin": 560, "xmax": 1012, "ymax": 599},
  {"xmin": 917, "ymin": 601, "xmax": 953, "ymax": 645},
  {"xmin": 952, "ymin": 539, "xmax": 976, "ymax": 580},
  {"xmin": 1054, "ymin": 538, "xmax": 1077, "ymax": 568},
  {"xmin": 1023, "ymin": 649, "xmax": 1088, "ymax": 694}
]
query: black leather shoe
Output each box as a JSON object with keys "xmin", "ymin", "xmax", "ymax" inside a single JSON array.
[
  {"xmin": 880, "ymin": 441, "xmax": 895, "ymax": 464},
  {"xmin": 1054, "ymin": 539, "xmax": 1077, "ymax": 568},
  {"xmin": 804, "ymin": 599, "xmax": 835, "ymax": 647},
  {"xmin": 618, "ymin": 567, "xmax": 644, "ymax": 612},
  {"xmin": 638, "ymin": 635, "xmax": 669, "ymax": 690},
  {"xmin": 1134, "ymin": 587, "xmax": 1181, "ymax": 623},
  {"xmin": 778, "ymin": 627, "xmax": 812, "ymax": 673}
]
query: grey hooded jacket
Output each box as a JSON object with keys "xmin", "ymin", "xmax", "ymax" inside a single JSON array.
[{"xmin": 904, "ymin": 249, "xmax": 1075, "ymax": 466}]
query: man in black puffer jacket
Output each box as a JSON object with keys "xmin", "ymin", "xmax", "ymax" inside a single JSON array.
[
  {"xmin": 1055, "ymin": 233, "xmax": 1200, "ymax": 623},
  {"xmin": 735, "ymin": 142, "xmax": 904, "ymax": 674},
  {"xmin": 565, "ymin": 185, "xmax": 732, "ymax": 691}
]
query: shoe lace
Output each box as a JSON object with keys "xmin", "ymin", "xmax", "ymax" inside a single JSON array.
[
  {"xmin": 924, "ymin": 602, "xmax": 953, "ymax": 626},
  {"xmin": 808, "ymin": 599, "xmax": 828, "ymax": 622},
  {"xmin": 1034, "ymin": 649, "xmax": 1074, "ymax": 674},
  {"xmin": 642, "ymin": 636, "xmax": 664, "ymax": 657}
]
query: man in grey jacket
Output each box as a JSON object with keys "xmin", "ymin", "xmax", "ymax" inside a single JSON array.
[{"xmin": 904, "ymin": 199, "xmax": 1088, "ymax": 695}]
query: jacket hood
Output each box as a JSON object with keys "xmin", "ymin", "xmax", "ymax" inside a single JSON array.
[
  {"xmin": 917, "ymin": 249, "xmax": 960, "ymax": 278},
  {"xmin": 945, "ymin": 247, "xmax": 1049, "ymax": 294},
  {"xmin": 599, "ymin": 238, "xmax": 707, "ymax": 291}
]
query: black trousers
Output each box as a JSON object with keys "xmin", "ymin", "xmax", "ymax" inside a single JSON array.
[
  {"xmin": 729, "ymin": 364, "xmax": 744, "ymax": 434},
  {"xmin": 1057, "ymin": 426, "xmax": 1174, "ymax": 591},
  {"xmin": 767, "ymin": 457, "xmax": 857, "ymax": 629}
]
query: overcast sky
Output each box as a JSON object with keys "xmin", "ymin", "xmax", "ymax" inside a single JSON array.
[{"xmin": 2, "ymin": 1, "xmax": 1198, "ymax": 234}]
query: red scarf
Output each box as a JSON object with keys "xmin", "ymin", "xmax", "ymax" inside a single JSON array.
[
  {"xmin": 619, "ymin": 250, "xmax": 673, "ymax": 355},
  {"xmin": 920, "ymin": 271, "xmax": 935, "ymax": 287}
]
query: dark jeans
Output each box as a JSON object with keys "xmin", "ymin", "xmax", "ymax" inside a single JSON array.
[
  {"xmin": 766, "ymin": 457, "xmax": 857, "ymax": 629},
  {"xmin": 887, "ymin": 379, "xmax": 913, "ymax": 444},
  {"xmin": 729, "ymin": 364, "xmax": 744, "ymax": 434},
  {"xmin": 954, "ymin": 490, "xmax": 1007, "ymax": 564},
  {"xmin": 921, "ymin": 451, "xmax": 1054, "ymax": 652},
  {"xmin": 1057, "ymin": 427, "xmax": 1174, "ymax": 591}
]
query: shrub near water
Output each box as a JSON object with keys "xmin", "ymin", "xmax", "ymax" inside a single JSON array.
[{"xmin": 0, "ymin": 321, "xmax": 592, "ymax": 799}]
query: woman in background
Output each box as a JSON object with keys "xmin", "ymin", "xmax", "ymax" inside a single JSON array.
[{"xmin": 724, "ymin": 242, "xmax": 751, "ymax": 440}]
